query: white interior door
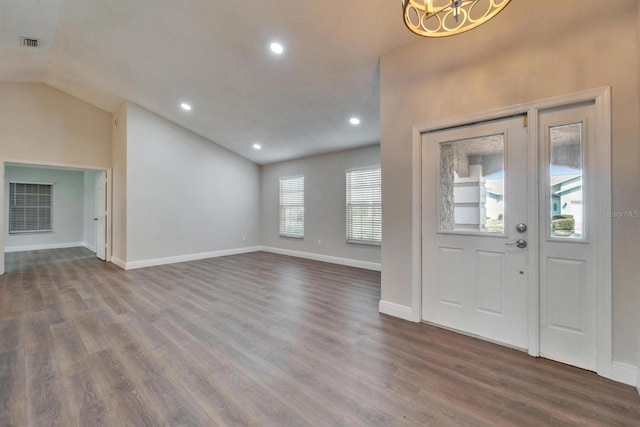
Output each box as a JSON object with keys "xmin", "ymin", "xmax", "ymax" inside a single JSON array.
[
  {"xmin": 95, "ymin": 171, "xmax": 107, "ymax": 261},
  {"xmin": 422, "ymin": 116, "xmax": 530, "ymax": 349},
  {"xmin": 538, "ymin": 102, "xmax": 597, "ymax": 370}
]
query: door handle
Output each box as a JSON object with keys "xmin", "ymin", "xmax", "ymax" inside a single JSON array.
[{"xmin": 505, "ymin": 239, "xmax": 527, "ymax": 249}]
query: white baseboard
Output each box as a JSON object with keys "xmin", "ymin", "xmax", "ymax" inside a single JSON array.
[
  {"xmin": 608, "ymin": 361, "xmax": 638, "ymax": 387},
  {"xmin": 120, "ymin": 246, "xmax": 263, "ymax": 270},
  {"xmin": 83, "ymin": 242, "xmax": 96, "ymax": 253},
  {"xmin": 260, "ymin": 246, "xmax": 381, "ymax": 271},
  {"xmin": 379, "ymin": 300, "xmax": 420, "ymax": 322},
  {"xmin": 4, "ymin": 241, "xmax": 84, "ymax": 253},
  {"xmin": 111, "ymin": 246, "xmax": 380, "ymax": 272}
]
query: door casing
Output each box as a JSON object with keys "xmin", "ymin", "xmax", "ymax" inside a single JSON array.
[
  {"xmin": 410, "ymin": 87, "xmax": 612, "ymax": 380},
  {"xmin": 95, "ymin": 170, "xmax": 108, "ymax": 261}
]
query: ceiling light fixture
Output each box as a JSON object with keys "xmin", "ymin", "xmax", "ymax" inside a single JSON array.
[
  {"xmin": 349, "ymin": 117, "xmax": 361, "ymax": 125},
  {"xmin": 270, "ymin": 42, "xmax": 284, "ymax": 55},
  {"xmin": 181, "ymin": 103, "xmax": 192, "ymax": 111},
  {"xmin": 253, "ymin": 143, "xmax": 262, "ymax": 150},
  {"xmin": 402, "ymin": 0, "xmax": 511, "ymax": 38}
]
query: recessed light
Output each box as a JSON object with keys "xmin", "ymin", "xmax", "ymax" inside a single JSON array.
[
  {"xmin": 253, "ymin": 143, "xmax": 262, "ymax": 150},
  {"xmin": 349, "ymin": 117, "xmax": 361, "ymax": 125},
  {"xmin": 181, "ymin": 103, "xmax": 192, "ymax": 111},
  {"xmin": 270, "ymin": 42, "xmax": 284, "ymax": 55}
]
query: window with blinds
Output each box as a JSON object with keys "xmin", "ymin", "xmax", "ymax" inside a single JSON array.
[
  {"xmin": 9, "ymin": 182, "xmax": 53, "ymax": 234},
  {"xmin": 279, "ymin": 176, "xmax": 304, "ymax": 238},
  {"xmin": 346, "ymin": 168, "xmax": 381, "ymax": 245}
]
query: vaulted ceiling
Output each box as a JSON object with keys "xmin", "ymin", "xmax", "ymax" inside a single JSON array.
[{"xmin": 1, "ymin": 0, "xmax": 417, "ymax": 164}]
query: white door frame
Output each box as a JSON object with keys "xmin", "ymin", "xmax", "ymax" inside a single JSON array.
[
  {"xmin": 95, "ymin": 170, "xmax": 108, "ymax": 261},
  {"xmin": 0, "ymin": 159, "xmax": 113, "ymax": 274},
  {"xmin": 410, "ymin": 87, "xmax": 612, "ymax": 380}
]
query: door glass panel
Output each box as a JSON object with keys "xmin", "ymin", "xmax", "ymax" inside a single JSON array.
[
  {"xmin": 439, "ymin": 134, "xmax": 505, "ymax": 233},
  {"xmin": 549, "ymin": 122, "xmax": 583, "ymax": 238}
]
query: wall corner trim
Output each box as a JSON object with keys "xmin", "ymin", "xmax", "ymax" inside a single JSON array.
[
  {"xmin": 260, "ymin": 246, "xmax": 381, "ymax": 271},
  {"xmin": 111, "ymin": 256, "xmax": 127, "ymax": 270},
  {"xmin": 607, "ymin": 361, "xmax": 638, "ymax": 387},
  {"xmin": 379, "ymin": 300, "xmax": 420, "ymax": 322}
]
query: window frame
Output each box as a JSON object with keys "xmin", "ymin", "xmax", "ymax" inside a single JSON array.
[
  {"xmin": 346, "ymin": 166, "xmax": 382, "ymax": 246},
  {"xmin": 8, "ymin": 181, "xmax": 54, "ymax": 234},
  {"xmin": 279, "ymin": 175, "xmax": 305, "ymax": 239}
]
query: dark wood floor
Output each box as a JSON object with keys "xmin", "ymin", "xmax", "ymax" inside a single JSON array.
[{"xmin": 1, "ymin": 248, "xmax": 639, "ymax": 426}]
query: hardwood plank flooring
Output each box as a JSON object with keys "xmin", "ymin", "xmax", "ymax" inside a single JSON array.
[{"xmin": 1, "ymin": 247, "xmax": 639, "ymax": 426}]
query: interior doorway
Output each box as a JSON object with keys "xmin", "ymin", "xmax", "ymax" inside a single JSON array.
[
  {"xmin": 414, "ymin": 88, "xmax": 612, "ymax": 377},
  {"xmin": 2, "ymin": 162, "xmax": 111, "ymax": 273}
]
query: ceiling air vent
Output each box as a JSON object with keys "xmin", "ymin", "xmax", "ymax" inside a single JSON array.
[{"xmin": 20, "ymin": 37, "xmax": 39, "ymax": 47}]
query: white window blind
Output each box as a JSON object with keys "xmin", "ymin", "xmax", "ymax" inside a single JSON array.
[
  {"xmin": 346, "ymin": 168, "xmax": 381, "ymax": 244},
  {"xmin": 279, "ymin": 176, "xmax": 304, "ymax": 238},
  {"xmin": 9, "ymin": 182, "xmax": 53, "ymax": 234}
]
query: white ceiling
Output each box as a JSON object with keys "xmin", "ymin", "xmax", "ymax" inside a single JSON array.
[{"xmin": 1, "ymin": 0, "xmax": 417, "ymax": 164}]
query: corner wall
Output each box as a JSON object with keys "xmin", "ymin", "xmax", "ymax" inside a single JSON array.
[
  {"xmin": 261, "ymin": 145, "xmax": 381, "ymax": 269},
  {"xmin": 380, "ymin": 0, "xmax": 640, "ymax": 366},
  {"xmin": 120, "ymin": 103, "xmax": 261, "ymax": 267},
  {"xmin": 111, "ymin": 103, "xmax": 128, "ymax": 265}
]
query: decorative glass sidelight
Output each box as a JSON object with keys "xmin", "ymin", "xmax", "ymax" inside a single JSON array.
[
  {"xmin": 439, "ymin": 134, "xmax": 505, "ymax": 233},
  {"xmin": 549, "ymin": 122, "xmax": 584, "ymax": 239}
]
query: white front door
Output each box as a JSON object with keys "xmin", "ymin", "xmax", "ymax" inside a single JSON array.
[
  {"xmin": 417, "ymin": 90, "xmax": 610, "ymax": 375},
  {"xmin": 422, "ymin": 116, "xmax": 530, "ymax": 349},
  {"xmin": 95, "ymin": 171, "xmax": 107, "ymax": 261},
  {"xmin": 538, "ymin": 102, "xmax": 597, "ymax": 370}
]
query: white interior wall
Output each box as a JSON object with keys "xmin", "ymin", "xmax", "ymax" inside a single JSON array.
[
  {"xmin": 123, "ymin": 102, "xmax": 261, "ymax": 265},
  {"xmin": 83, "ymin": 170, "xmax": 98, "ymax": 252},
  {"xmin": 4, "ymin": 165, "xmax": 84, "ymax": 251},
  {"xmin": 261, "ymin": 145, "xmax": 381, "ymax": 266}
]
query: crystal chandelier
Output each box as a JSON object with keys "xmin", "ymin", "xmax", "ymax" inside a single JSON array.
[{"xmin": 402, "ymin": 0, "xmax": 511, "ymax": 37}]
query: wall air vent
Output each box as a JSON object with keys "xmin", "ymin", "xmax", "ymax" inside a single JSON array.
[{"xmin": 20, "ymin": 37, "xmax": 39, "ymax": 47}]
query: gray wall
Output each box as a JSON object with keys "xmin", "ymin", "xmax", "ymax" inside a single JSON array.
[
  {"xmin": 261, "ymin": 145, "xmax": 381, "ymax": 264},
  {"xmin": 380, "ymin": 0, "xmax": 639, "ymax": 365},
  {"xmin": 124, "ymin": 103, "xmax": 261, "ymax": 263},
  {"xmin": 4, "ymin": 166, "xmax": 84, "ymax": 250}
]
